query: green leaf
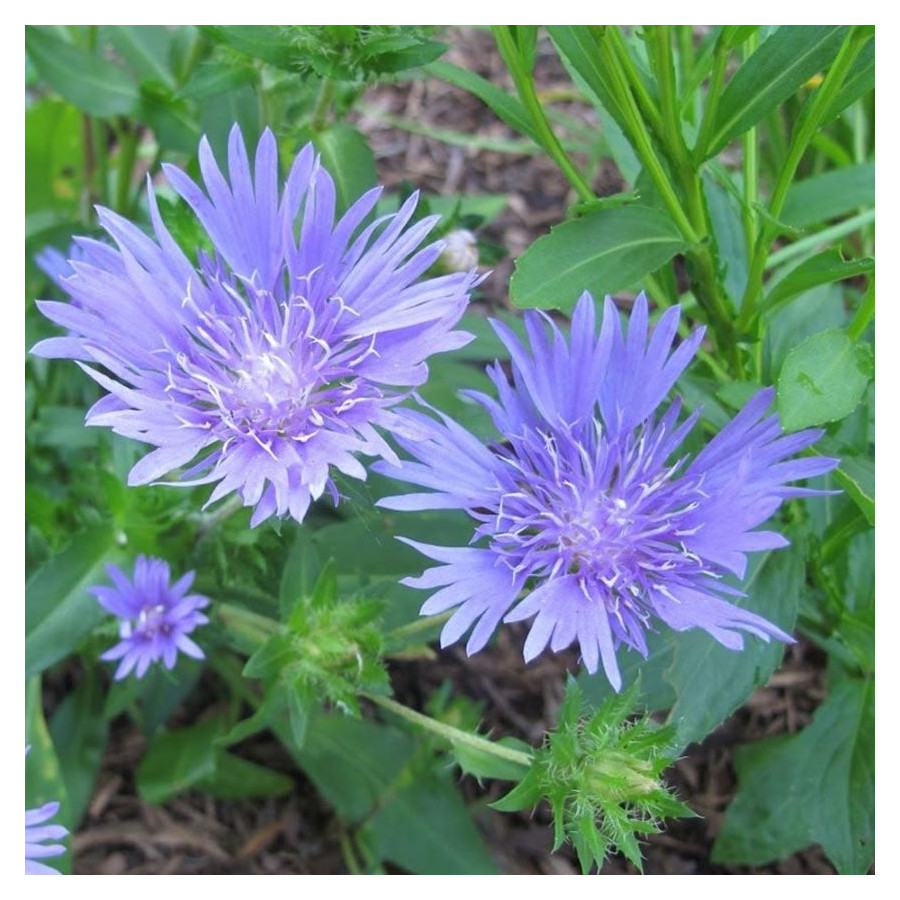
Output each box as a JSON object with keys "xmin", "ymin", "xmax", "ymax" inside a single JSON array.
[
  {"xmin": 664, "ymin": 546, "xmax": 803, "ymax": 750},
  {"xmin": 510, "ymin": 206, "xmax": 687, "ymax": 312},
  {"xmin": 25, "ymin": 99, "xmax": 83, "ymax": 216},
  {"xmin": 836, "ymin": 605, "xmax": 874, "ymax": 673},
  {"xmin": 763, "ymin": 282, "xmax": 847, "ymax": 377},
  {"xmin": 26, "ymin": 677, "xmax": 71, "ymax": 873},
  {"xmin": 25, "ymin": 524, "xmax": 120, "ymax": 677},
  {"xmin": 49, "ymin": 671, "xmax": 109, "ymax": 829},
  {"xmin": 180, "ymin": 60, "xmax": 258, "ymax": 100},
  {"xmin": 26, "ymin": 26, "xmax": 139, "ymax": 117},
  {"xmin": 198, "ymin": 752, "xmax": 294, "ymax": 800},
  {"xmin": 365, "ymin": 775, "xmax": 499, "ymax": 874},
  {"xmin": 777, "ymin": 329, "xmax": 870, "ymax": 430},
  {"xmin": 579, "ymin": 628, "xmax": 677, "ymax": 714},
  {"xmin": 285, "ymin": 710, "xmax": 413, "ymax": 822},
  {"xmin": 310, "ymin": 123, "xmax": 377, "ymax": 215},
  {"xmin": 823, "ymin": 36, "xmax": 875, "ymax": 123},
  {"xmin": 833, "ymin": 455, "xmax": 874, "ymax": 525},
  {"xmin": 137, "ymin": 718, "xmax": 221, "ymax": 804},
  {"xmin": 279, "ymin": 528, "xmax": 322, "ymax": 618},
  {"xmin": 781, "ymin": 163, "xmax": 875, "ymax": 229},
  {"xmin": 546, "ymin": 27, "xmax": 626, "ymax": 131},
  {"xmin": 765, "ymin": 250, "xmax": 874, "ymax": 313},
  {"xmin": 703, "ymin": 171, "xmax": 748, "ymax": 308},
  {"xmin": 704, "ymin": 26, "xmax": 849, "ymax": 158},
  {"xmin": 424, "ymin": 60, "xmax": 537, "ymax": 141},
  {"xmin": 102, "ymin": 25, "xmax": 175, "ymax": 87},
  {"xmin": 713, "ymin": 675, "xmax": 874, "ymax": 874},
  {"xmin": 197, "ymin": 84, "xmax": 260, "ymax": 160},
  {"xmin": 198, "ymin": 25, "xmax": 298, "ymax": 69}
]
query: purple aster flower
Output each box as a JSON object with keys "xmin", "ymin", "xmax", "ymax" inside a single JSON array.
[
  {"xmin": 25, "ymin": 750, "xmax": 68, "ymax": 875},
  {"xmin": 32, "ymin": 125, "xmax": 478, "ymax": 525},
  {"xmin": 376, "ymin": 293, "xmax": 838, "ymax": 690},
  {"xmin": 90, "ymin": 555, "xmax": 209, "ymax": 680}
]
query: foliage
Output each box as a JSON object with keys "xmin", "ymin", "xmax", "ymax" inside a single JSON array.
[{"xmin": 26, "ymin": 24, "xmax": 874, "ymax": 875}]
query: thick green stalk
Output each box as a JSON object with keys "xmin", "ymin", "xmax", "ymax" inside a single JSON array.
[
  {"xmin": 493, "ymin": 26, "xmax": 594, "ymax": 202},
  {"xmin": 363, "ymin": 691, "xmax": 533, "ymax": 768},
  {"xmin": 738, "ymin": 28, "xmax": 870, "ymax": 331}
]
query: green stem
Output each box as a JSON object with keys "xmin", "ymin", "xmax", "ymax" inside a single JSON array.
[
  {"xmin": 607, "ymin": 27, "xmax": 664, "ymax": 140},
  {"xmin": 362, "ymin": 692, "xmax": 533, "ymax": 769},
  {"xmin": 741, "ymin": 30, "xmax": 760, "ymax": 261},
  {"xmin": 692, "ymin": 30, "xmax": 731, "ymax": 160},
  {"xmin": 595, "ymin": 27, "xmax": 739, "ymax": 374},
  {"xmin": 493, "ymin": 27, "xmax": 594, "ymax": 203},
  {"xmin": 217, "ymin": 602, "xmax": 281, "ymax": 648},
  {"xmin": 591, "ymin": 32, "xmax": 697, "ymax": 242},
  {"xmin": 386, "ymin": 610, "xmax": 452, "ymax": 643},
  {"xmin": 676, "ymin": 26, "xmax": 694, "ymax": 95},
  {"xmin": 311, "ymin": 78, "xmax": 336, "ymax": 132},
  {"xmin": 738, "ymin": 28, "xmax": 869, "ymax": 331}
]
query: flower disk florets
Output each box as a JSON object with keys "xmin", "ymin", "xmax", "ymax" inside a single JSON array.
[
  {"xmin": 378, "ymin": 292, "xmax": 838, "ymax": 689},
  {"xmin": 32, "ymin": 125, "xmax": 478, "ymax": 524}
]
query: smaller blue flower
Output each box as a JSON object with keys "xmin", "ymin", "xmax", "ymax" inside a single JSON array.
[
  {"xmin": 25, "ymin": 749, "xmax": 68, "ymax": 876},
  {"xmin": 91, "ymin": 555, "xmax": 210, "ymax": 680}
]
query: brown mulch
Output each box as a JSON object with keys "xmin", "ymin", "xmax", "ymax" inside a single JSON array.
[{"xmin": 71, "ymin": 28, "xmax": 836, "ymax": 875}]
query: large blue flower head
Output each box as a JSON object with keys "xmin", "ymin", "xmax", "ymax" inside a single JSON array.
[
  {"xmin": 378, "ymin": 293, "xmax": 838, "ymax": 690},
  {"xmin": 32, "ymin": 126, "xmax": 478, "ymax": 525},
  {"xmin": 90, "ymin": 555, "xmax": 210, "ymax": 680}
]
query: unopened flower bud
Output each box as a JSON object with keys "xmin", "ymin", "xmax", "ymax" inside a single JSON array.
[{"xmin": 439, "ymin": 229, "xmax": 478, "ymax": 272}]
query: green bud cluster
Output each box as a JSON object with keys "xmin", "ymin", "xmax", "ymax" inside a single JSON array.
[
  {"xmin": 242, "ymin": 561, "xmax": 388, "ymax": 745},
  {"xmin": 493, "ymin": 680, "xmax": 693, "ymax": 873}
]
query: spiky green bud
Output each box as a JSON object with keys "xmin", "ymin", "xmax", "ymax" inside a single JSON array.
[{"xmin": 492, "ymin": 679, "xmax": 693, "ymax": 873}]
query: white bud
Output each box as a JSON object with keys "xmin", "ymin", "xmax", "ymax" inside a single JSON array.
[{"xmin": 439, "ymin": 229, "xmax": 478, "ymax": 272}]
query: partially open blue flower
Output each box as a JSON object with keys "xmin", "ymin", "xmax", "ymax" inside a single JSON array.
[
  {"xmin": 25, "ymin": 749, "xmax": 68, "ymax": 876},
  {"xmin": 91, "ymin": 555, "xmax": 209, "ymax": 680},
  {"xmin": 377, "ymin": 293, "xmax": 838, "ymax": 689},
  {"xmin": 33, "ymin": 126, "xmax": 478, "ymax": 525}
]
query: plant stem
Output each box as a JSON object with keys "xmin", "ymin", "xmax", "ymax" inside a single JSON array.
[
  {"xmin": 217, "ymin": 602, "xmax": 282, "ymax": 649},
  {"xmin": 493, "ymin": 26, "xmax": 595, "ymax": 203},
  {"xmin": 634, "ymin": 27, "xmax": 740, "ymax": 373},
  {"xmin": 362, "ymin": 692, "xmax": 533, "ymax": 769},
  {"xmin": 311, "ymin": 78, "xmax": 336, "ymax": 132},
  {"xmin": 741, "ymin": 30, "xmax": 760, "ymax": 262},
  {"xmin": 386, "ymin": 611, "xmax": 452, "ymax": 643},
  {"xmin": 607, "ymin": 27, "xmax": 664, "ymax": 140},
  {"xmin": 738, "ymin": 28, "xmax": 869, "ymax": 331},
  {"xmin": 692, "ymin": 29, "xmax": 731, "ymax": 161}
]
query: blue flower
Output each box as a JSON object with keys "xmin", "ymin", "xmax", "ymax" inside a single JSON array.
[
  {"xmin": 32, "ymin": 126, "xmax": 478, "ymax": 525},
  {"xmin": 90, "ymin": 555, "xmax": 209, "ymax": 680},
  {"xmin": 25, "ymin": 750, "xmax": 68, "ymax": 876},
  {"xmin": 377, "ymin": 293, "xmax": 838, "ymax": 689}
]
